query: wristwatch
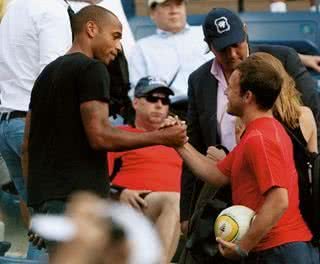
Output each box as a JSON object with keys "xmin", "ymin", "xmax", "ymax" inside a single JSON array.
[{"xmin": 235, "ymin": 244, "xmax": 249, "ymax": 258}]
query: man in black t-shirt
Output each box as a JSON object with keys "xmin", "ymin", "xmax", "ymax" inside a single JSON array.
[{"xmin": 23, "ymin": 6, "xmax": 187, "ymax": 219}]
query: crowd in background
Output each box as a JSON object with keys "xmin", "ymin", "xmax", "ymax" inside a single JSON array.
[{"xmin": 0, "ymin": 0, "xmax": 319, "ymax": 264}]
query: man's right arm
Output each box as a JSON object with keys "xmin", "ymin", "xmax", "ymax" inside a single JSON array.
[
  {"xmin": 177, "ymin": 143, "xmax": 228, "ymax": 188},
  {"xmin": 80, "ymin": 100, "xmax": 187, "ymax": 151}
]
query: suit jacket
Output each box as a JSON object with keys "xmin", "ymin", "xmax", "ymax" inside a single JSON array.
[{"xmin": 180, "ymin": 44, "xmax": 320, "ymax": 222}]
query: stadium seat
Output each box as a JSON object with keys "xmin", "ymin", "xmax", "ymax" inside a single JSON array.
[
  {"xmin": 129, "ymin": 11, "xmax": 320, "ymax": 55},
  {"xmin": 0, "ymin": 256, "xmax": 44, "ymax": 264},
  {"xmin": 128, "ymin": 11, "xmax": 320, "ymax": 91},
  {"xmin": 241, "ymin": 11, "xmax": 320, "ymax": 55}
]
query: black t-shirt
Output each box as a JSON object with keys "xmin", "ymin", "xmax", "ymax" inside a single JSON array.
[{"xmin": 28, "ymin": 53, "xmax": 110, "ymax": 206}]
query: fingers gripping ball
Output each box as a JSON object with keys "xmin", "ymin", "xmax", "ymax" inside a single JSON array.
[{"xmin": 214, "ymin": 205, "xmax": 255, "ymax": 242}]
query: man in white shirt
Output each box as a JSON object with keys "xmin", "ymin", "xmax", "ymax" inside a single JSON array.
[
  {"xmin": 0, "ymin": 0, "xmax": 84, "ymax": 258},
  {"xmin": 0, "ymin": 0, "xmax": 72, "ymax": 209},
  {"xmin": 128, "ymin": 0, "xmax": 213, "ymax": 100}
]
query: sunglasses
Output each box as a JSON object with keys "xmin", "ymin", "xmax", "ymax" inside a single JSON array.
[{"xmin": 143, "ymin": 95, "xmax": 171, "ymax": 105}]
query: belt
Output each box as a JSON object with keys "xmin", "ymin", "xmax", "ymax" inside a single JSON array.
[{"xmin": 0, "ymin": 111, "xmax": 27, "ymax": 121}]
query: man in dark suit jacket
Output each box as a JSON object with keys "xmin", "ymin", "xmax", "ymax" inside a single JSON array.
[{"xmin": 179, "ymin": 7, "xmax": 320, "ymax": 264}]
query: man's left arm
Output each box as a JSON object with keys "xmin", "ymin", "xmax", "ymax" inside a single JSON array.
[{"xmin": 217, "ymin": 187, "xmax": 288, "ymax": 260}]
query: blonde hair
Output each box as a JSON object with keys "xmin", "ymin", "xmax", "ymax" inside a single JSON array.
[
  {"xmin": 254, "ymin": 52, "xmax": 302, "ymax": 129},
  {"xmin": 0, "ymin": 0, "xmax": 6, "ymax": 20}
]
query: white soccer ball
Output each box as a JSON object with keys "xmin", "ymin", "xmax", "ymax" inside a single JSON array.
[{"xmin": 214, "ymin": 205, "xmax": 255, "ymax": 243}]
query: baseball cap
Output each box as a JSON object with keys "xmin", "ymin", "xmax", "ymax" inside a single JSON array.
[
  {"xmin": 134, "ymin": 76, "xmax": 174, "ymax": 97},
  {"xmin": 148, "ymin": 0, "xmax": 185, "ymax": 8},
  {"xmin": 202, "ymin": 8, "xmax": 246, "ymax": 51}
]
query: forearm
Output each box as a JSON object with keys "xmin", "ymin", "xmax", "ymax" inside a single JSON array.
[
  {"xmin": 94, "ymin": 124, "xmax": 164, "ymax": 151},
  {"xmin": 238, "ymin": 187, "xmax": 288, "ymax": 252},
  {"xmin": 176, "ymin": 143, "xmax": 227, "ymax": 187}
]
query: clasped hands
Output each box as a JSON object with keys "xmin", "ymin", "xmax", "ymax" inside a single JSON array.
[{"xmin": 160, "ymin": 115, "xmax": 188, "ymax": 147}]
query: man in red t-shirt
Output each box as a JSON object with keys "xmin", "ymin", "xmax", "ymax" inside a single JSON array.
[
  {"xmin": 172, "ymin": 54, "xmax": 318, "ymax": 263},
  {"xmin": 108, "ymin": 76, "xmax": 182, "ymax": 263}
]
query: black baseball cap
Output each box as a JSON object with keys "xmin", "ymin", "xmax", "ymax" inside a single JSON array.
[
  {"xmin": 134, "ymin": 76, "xmax": 174, "ymax": 97},
  {"xmin": 203, "ymin": 8, "xmax": 246, "ymax": 51}
]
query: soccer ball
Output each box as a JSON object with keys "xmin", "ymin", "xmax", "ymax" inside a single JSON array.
[{"xmin": 214, "ymin": 205, "xmax": 255, "ymax": 243}]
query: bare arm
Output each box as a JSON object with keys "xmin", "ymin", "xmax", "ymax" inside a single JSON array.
[
  {"xmin": 21, "ymin": 111, "xmax": 31, "ymax": 183},
  {"xmin": 238, "ymin": 187, "xmax": 288, "ymax": 252},
  {"xmin": 298, "ymin": 54, "xmax": 320, "ymax": 73},
  {"xmin": 217, "ymin": 187, "xmax": 288, "ymax": 259},
  {"xmin": 300, "ymin": 106, "xmax": 318, "ymax": 153},
  {"xmin": 176, "ymin": 143, "xmax": 229, "ymax": 188},
  {"xmin": 80, "ymin": 100, "xmax": 187, "ymax": 151}
]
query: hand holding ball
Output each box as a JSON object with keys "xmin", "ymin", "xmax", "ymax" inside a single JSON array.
[{"xmin": 214, "ymin": 205, "xmax": 255, "ymax": 243}]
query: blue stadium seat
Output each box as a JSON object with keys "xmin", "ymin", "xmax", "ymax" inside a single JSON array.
[
  {"xmin": 129, "ymin": 11, "xmax": 320, "ymax": 55},
  {"xmin": 129, "ymin": 15, "xmax": 207, "ymax": 40},
  {"xmin": 0, "ymin": 256, "xmax": 45, "ymax": 264},
  {"xmin": 241, "ymin": 11, "xmax": 320, "ymax": 55},
  {"xmin": 129, "ymin": 11, "xmax": 320, "ymax": 90}
]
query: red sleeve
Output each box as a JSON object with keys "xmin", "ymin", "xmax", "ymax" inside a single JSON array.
[
  {"xmin": 245, "ymin": 135, "xmax": 288, "ymax": 194},
  {"xmin": 106, "ymin": 125, "xmax": 132, "ymax": 175},
  {"xmin": 217, "ymin": 149, "xmax": 235, "ymax": 178}
]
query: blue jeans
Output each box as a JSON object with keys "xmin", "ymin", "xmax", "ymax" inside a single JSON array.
[
  {"xmin": 244, "ymin": 242, "xmax": 319, "ymax": 264},
  {"xmin": 0, "ymin": 117, "xmax": 26, "ymax": 201}
]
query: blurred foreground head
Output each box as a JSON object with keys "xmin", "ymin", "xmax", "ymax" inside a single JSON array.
[{"xmin": 32, "ymin": 192, "xmax": 162, "ymax": 264}]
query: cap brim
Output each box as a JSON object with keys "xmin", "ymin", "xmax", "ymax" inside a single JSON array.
[
  {"xmin": 136, "ymin": 85, "xmax": 174, "ymax": 97},
  {"xmin": 211, "ymin": 30, "xmax": 246, "ymax": 51},
  {"xmin": 148, "ymin": 0, "xmax": 167, "ymax": 7}
]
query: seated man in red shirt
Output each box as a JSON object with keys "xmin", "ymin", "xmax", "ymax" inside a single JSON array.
[{"xmin": 108, "ymin": 76, "xmax": 182, "ymax": 264}]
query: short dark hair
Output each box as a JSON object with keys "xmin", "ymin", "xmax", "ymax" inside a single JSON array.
[
  {"xmin": 235, "ymin": 54, "xmax": 283, "ymax": 110},
  {"xmin": 71, "ymin": 5, "xmax": 117, "ymax": 35}
]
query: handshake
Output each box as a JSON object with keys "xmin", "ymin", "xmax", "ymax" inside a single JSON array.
[{"xmin": 158, "ymin": 115, "xmax": 189, "ymax": 148}]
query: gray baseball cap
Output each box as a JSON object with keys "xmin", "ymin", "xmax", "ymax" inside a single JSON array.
[{"xmin": 134, "ymin": 76, "xmax": 174, "ymax": 97}]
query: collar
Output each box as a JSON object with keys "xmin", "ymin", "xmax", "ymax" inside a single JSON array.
[{"xmin": 156, "ymin": 24, "xmax": 191, "ymax": 37}]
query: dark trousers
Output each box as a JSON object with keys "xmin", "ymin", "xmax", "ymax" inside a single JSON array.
[
  {"xmin": 32, "ymin": 200, "xmax": 66, "ymax": 255},
  {"xmin": 244, "ymin": 242, "xmax": 319, "ymax": 264}
]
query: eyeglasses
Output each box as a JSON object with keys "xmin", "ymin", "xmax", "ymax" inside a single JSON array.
[{"xmin": 143, "ymin": 95, "xmax": 171, "ymax": 105}]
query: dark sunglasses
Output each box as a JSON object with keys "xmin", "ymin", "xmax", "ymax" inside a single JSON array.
[{"xmin": 143, "ymin": 95, "xmax": 171, "ymax": 105}]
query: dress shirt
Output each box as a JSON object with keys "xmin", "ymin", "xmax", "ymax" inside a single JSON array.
[
  {"xmin": 128, "ymin": 25, "xmax": 213, "ymax": 99},
  {"xmin": 211, "ymin": 60, "xmax": 237, "ymax": 151},
  {"xmin": 0, "ymin": 0, "xmax": 72, "ymax": 112}
]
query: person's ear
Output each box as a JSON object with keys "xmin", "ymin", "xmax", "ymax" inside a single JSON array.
[
  {"xmin": 86, "ymin": 21, "xmax": 98, "ymax": 38},
  {"xmin": 244, "ymin": 90, "xmax": 253, "ymax": 103},
  {"xmin": 243, "ymin": 23, "xmax": 248, "ymax": 34},
  {"xmin": 132, "ymin": 98, "xmax": 139, "ymax": 111}
]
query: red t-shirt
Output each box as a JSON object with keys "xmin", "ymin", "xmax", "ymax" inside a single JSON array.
[
  {"xmin": 107, "ymin": 126, "xmax": 182, "ymax": 192},
  {"xmin": 217, "ymin": 117, "xmax": 311, "ymax": 251}
]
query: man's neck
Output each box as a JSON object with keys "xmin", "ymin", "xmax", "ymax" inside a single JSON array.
[
  {"xmin": 134, "ymin": 119, "xmax": 160, "ymax": 132},
  {"xmin": 67, "ymin": 40, "xmax": 94, "ymax": 58},
  {"xmin": 241, "ymin": 108, "xmax": 273, "ymax": 126}
]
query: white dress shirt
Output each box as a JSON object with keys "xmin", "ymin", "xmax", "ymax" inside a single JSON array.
[
  {"xmin": 128, "ymin": 25, "xmax": 213, "ymax": 99},
  {"xmin": 0, "ymin": 0, "xmax": 72, "ymax": 112},
  {"xmin": 69, "ymin": 0, "xmax": 136, "ymax": 58},
  {"xmin": 211, "ymin": 60, "xmax": 237, "ymax": 151}
]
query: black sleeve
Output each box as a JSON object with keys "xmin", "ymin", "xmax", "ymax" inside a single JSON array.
[
  {"xmin": 78, "ymin": 61, "xmax": 111, "ymax": 104},
  {"xmin": 283, "ymin": 47, "xmax": 320, "ymax": 149},
  {"xmin": 180, "ymin": 74, "xmax": 206, "ymax": 222}
]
